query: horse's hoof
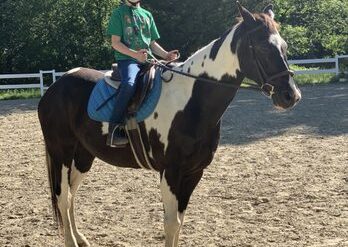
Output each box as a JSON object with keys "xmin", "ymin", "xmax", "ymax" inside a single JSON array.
[
  {"xmin": 78, "ymin": 241, "xmax": 90, "ymax": 247},
  {"xmin": 78, "ymin": 243, "xmax": 90, "ymax": 247}
]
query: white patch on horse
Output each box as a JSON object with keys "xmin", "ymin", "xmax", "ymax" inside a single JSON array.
[
  {"xmin": 269, "ymin": 33, "xmax": 302, "ymax": 101},
  {"xmin": 66, "ymin": 67, "xmax": 82, "ymax": 75},
  {"xmin": 269, "ymin": 33, "xmax": 286, "ymax": 54},
  {"xmin": 188, "ymin": 25, "xmax": 241, "ymax": 80},
  {"xmin": 160, "ymin": 171, "xmax": 181, "ymax": 246},
  {"xmin": 145, "ymin": 26, "xmax": 241, "ymax": 154},
  {"xmin": 69, "ymin": 161, "xmax": 90, "ymax": 246},
  {"xmin": 289, "ymin": 76, "xmax": 302, "ymax": 101},
  {"xmin": 101, "ymin": 122, "xmax": 108, "ymax": 135},
  {"xmin": 145, "ymin": 71, "xmax": 195, "ymax": 154},
  {"xmin": 58, "ymin": 166, "xmax": 78, "ymax": 246}
]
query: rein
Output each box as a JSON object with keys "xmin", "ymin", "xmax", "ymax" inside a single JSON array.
[
  {"xmin": 146, "ymin": 53, "xmax": 243, "ymax": 90},
  {"xmin": 146, "ymin": 25, "xmax": 294, "ymax": 96}
]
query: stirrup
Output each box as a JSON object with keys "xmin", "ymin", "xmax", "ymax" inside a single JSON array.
[{"xmin": 107, "ymin": 124, "xmax": 128, "ymax": 147}]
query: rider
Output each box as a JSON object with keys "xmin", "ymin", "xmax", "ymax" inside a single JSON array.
[{"xmin": 106, "ymin": 0, "xmax": 178, "ymax": 147}]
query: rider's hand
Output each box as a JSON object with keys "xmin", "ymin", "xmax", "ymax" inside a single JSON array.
[
  {"xmin": 165, "ymin": 50, "xmax": 179, "ymax": 61},
  {"xmin": 135, "ymin": 49, "xmax": 148, "ymax": 63}
]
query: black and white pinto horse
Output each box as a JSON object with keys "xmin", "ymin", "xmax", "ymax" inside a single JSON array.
[{"xmin": 38, "ymin": 3, "xmax": 301, "ymax": 247}]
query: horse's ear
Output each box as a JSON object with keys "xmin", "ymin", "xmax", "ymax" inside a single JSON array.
[
  {"xmin": 263, "ymin": 4, "xmax": 275, "ymax": 19},
  {"xmin": 236, "ymin": 1, "xmax": 256, "ymax": 25}
]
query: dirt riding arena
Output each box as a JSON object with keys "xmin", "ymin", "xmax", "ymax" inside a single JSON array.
[{"xmin": 0, "ymin": 83, "xmax": 347, "ymax": 247}]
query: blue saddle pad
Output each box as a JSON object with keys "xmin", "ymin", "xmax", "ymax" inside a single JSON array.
[{"xmin": 87, "ymin": 70, "xmax": 162, "ymax": 123}]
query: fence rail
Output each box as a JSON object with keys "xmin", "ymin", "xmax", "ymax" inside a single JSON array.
[{"xmin": 1, "ymin": 55, "xmax": 347, "ymax": 96}]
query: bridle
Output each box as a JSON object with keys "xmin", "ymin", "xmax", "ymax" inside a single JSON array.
[
  {"xmin": 245, "ymin": 25, "xmax": 294, "ymax": 98},
  {"xmin": 147, "ymin": 25, "xmax": 294, "ymax": 97}
]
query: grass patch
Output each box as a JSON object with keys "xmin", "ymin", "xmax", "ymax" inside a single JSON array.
[
  {"xmin": 290, "ymin": 65, "xmax": 338, "ymax": 85},
  {"xmin": 293, "ymin": 73, "xmax": 337, "ymax": 85},
  {"xmin": 0, "ymin": 89, "xmax": 41, "ymax": 100}
]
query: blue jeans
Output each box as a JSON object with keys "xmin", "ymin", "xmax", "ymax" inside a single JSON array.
[{"xmin": 110, "ymin": 59, "xmax": 141, "ymax": 123}]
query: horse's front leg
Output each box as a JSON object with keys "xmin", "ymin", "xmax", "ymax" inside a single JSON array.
[{"xmin": 160, "ymin": 169, "xmax": 203, "ymax": 247}]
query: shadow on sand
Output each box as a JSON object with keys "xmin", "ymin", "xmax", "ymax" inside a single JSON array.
[
  {"xmin": 220, "ymin": 83, "xmax": 348, "ymax": 145},
  {"xmin": 0, "ymin": 99, "xmax": 39, "ymax": 116}
]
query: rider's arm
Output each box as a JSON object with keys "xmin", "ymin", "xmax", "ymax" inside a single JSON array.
[
  {"xmin": 111, "ymin": 35, "xmax": 147, "ymax": 62},
  {"xmin": 150, "ymin": 41, "xmax": 168, "ymax": 59}
]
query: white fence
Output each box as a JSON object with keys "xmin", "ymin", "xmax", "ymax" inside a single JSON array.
[{"xmin": 1, "ymin": 55, "xmax": 347, "ymax": 96}]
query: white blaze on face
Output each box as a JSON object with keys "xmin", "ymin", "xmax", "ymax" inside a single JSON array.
[
  {"xmin": 269, "ymin": 33, "xmax": 301, "ymax": 100},
  {"xmin": 269, "ymin": 33, "xmax": 284, "ymax": 53}
]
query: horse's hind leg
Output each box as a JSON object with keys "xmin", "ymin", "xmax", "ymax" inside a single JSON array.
[
  {"xmin": 47, "ymin": 143, "xmax": 93, "ymax": 247},
  {"xmin": 58, "ymin": 163, "xmax": 79, "ymax": 247},
  {"xmin": 68, "ymin": 144, "xmax": 94, "ymax": 247}
]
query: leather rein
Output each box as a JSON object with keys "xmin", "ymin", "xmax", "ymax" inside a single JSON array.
[{"xmin": 147, "ymin": 25, "xmax": 294, "ymax": 97}]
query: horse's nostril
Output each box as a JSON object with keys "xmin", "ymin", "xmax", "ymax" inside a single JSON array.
[
  {"xmin": 283, "ymin": 91, "xmax": 292, "ymax": 102},
  {"xmin": 295, "ymin": 95, "xmax": 300, "ymax": 102}
]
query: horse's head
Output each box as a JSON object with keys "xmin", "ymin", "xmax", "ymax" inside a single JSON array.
[{"xmin": 236, "ymin": 2, "xmax": 301, "ymax": 109}]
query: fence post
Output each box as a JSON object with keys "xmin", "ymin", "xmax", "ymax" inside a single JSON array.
[
  {"xmin": 335, "ymin": 55, "xmax": 339, "ymax": 75},
  {"xmin": 52, "ymin": 69, "xmax": 56, "ymax": 84},
  {"xmin": 39, "ymin": 70, "xmax": 44, "ymax": 96}
]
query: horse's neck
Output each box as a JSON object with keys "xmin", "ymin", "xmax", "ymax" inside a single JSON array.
[
  {"xmin": 146, "ymin": 25, "xmax": 243, "ymax": 149},
  {"xmin": 173, "ymin": 25, "xmax": 243, "ymax": 128},
  {"xmin": 181, "ymin": 25, "xmax": 241, "ymax": 82}
]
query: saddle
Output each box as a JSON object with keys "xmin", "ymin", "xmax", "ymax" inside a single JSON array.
[
  {"xmin": 87, "ymin": 63, "xmax": 161, "ymax": 169},
  {"xmin": 105, "ymin": 63, "xmax": 156, "ymax": 113}
]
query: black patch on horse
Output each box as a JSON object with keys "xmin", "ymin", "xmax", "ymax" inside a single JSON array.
[{"xmin": 209, "ymin": 28, "xmax": 232, "ymax": 60}]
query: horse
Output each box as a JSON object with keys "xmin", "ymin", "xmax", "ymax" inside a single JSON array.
[{"xmin": 38, "ymin": 3, "xmax": 301, "ymax": 247}]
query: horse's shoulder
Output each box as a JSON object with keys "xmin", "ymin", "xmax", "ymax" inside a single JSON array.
[{"xmin": 64, "ymin": 67, "xmax": 104, "ymax": 83}]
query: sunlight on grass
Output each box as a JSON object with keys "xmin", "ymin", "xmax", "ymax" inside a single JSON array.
[{"xmin": 0, "ymin": 89, "xmax": 41, "ymax": 100}]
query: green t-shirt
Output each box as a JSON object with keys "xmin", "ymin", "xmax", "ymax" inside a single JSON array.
[{"xmin": 107, "ymin": 4, "xmax": 160, "ymax": 61}]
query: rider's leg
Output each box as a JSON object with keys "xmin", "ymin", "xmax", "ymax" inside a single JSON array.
[{"xmin": 107, "ymin": 59, "xmax": 141, "ymax": 147}]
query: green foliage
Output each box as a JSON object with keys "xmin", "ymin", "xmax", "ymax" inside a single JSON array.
[
  {"xmin": 289, "ymin": 65, "xmax": 339, "ymax": 84},
  {"xmin": 1, "ymin": 0, "xmax": 120, "ymax": 73},
  {"xmin": 0, "ymin": 89, "xmax": 41, "ymax": 100},
  {"xmin": 0, "ymin": 0, "xmax": 347, "ymax": 73},
  {"xmin": 274, "ymin": 0, "xmax": 348, "ymax": 59},
  {"xmin": 280, "ymin": 25, "xmax": 310, "ymax": 58}
]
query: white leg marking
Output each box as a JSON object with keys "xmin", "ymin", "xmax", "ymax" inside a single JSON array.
[
  {"xmin": 173, "ymin": 211, "xmax": 185, "ymax": 247},
  {"xmin": 58, "ymin": 166, "xmax": 78, "ymax": 247},
  {"xmin": 69, "ymin": 162, "xmax": 90, "ymax": 247},
  {"xmin": 160, "ymin": 171, "xmax": 181, "ymax": 247}
]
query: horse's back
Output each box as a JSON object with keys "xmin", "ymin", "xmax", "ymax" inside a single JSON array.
[
  {"xmin": 38, "ymin": 68, "xmax": 103, "ymax": 142},
  {"xmin": 39, "ymin": 67, "xmax": 102, "ymax": 108}
]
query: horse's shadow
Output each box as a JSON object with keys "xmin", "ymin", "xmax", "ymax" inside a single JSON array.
[{"xmin": 220, "ymin": 83, "xmax": 348, "ymax": 145}]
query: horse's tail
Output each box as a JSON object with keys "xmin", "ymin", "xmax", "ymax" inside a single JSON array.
[{"xmin": 44, "ymin": 144, "xmax": 63, "ymax": 232}]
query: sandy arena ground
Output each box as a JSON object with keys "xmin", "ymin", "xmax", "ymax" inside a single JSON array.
[{"xmin": 0, "ymin": 83, "xmax": 347, "ymax": 247}]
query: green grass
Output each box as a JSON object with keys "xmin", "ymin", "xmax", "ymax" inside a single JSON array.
[
  {"xmin": 0, "ymin": 89, "xmax": 41, "ymax": 100},
  {"xmin": 289, "ymin": 65, "xmax": 339, "ymax": 85}
]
